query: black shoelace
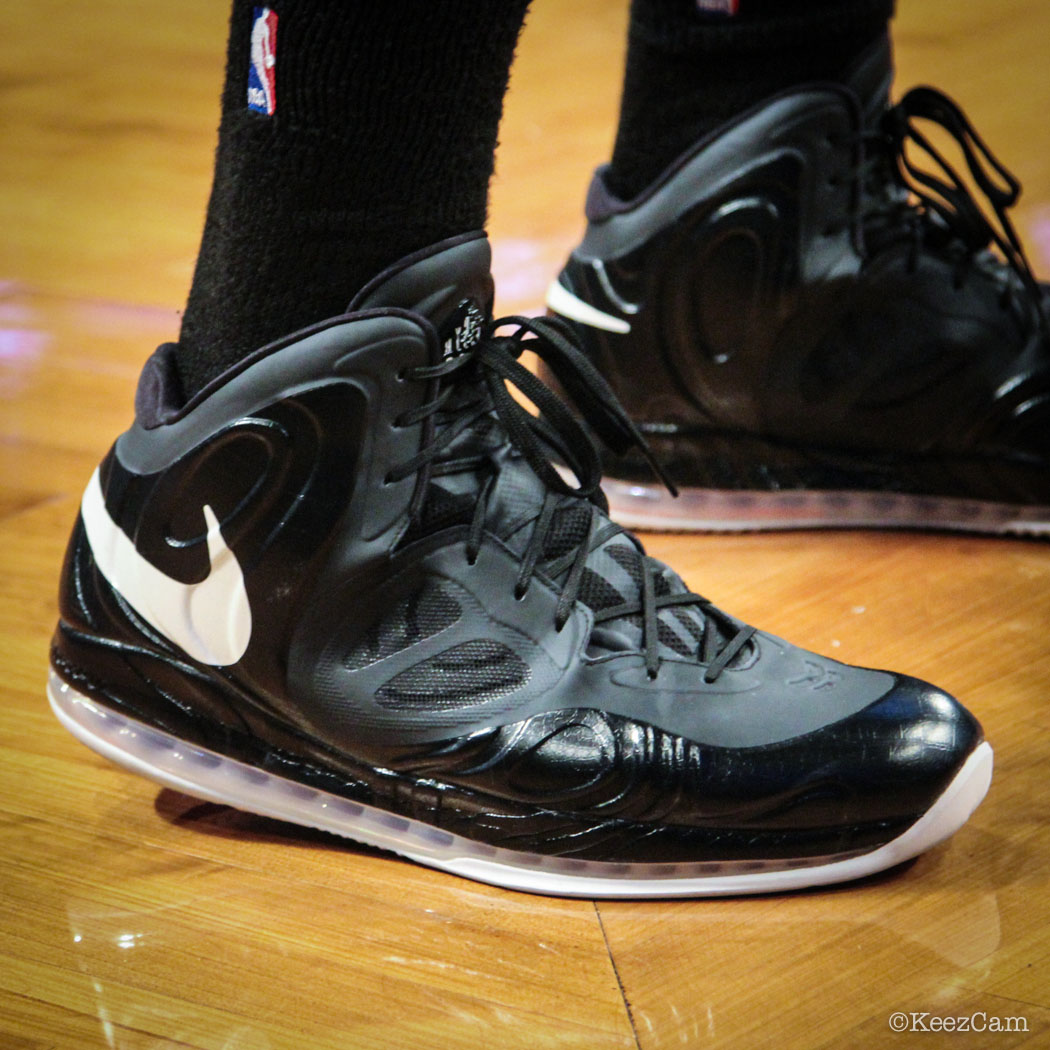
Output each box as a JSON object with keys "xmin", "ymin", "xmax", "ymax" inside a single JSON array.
[
  {"xmin": 837, "ymin": 86, "xmax": 1047, "ymax": 335},
  {"xmin": 386, "ymin": 315, "xmax": 755, "ymax": 681}
]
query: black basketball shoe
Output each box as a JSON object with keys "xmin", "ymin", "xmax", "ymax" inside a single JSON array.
[
  {"xmin": 49, "ymin": 233, "xmax": 991, "ymax": 897},
  {"xmin": 547, "ymin": 37, "xmax": 1050, "ymax": 534}
]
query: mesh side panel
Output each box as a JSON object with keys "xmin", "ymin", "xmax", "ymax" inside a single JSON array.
[
  {"xmin": 345, "ymin": 583, "xmax": 461, "ymax": 670},
  {"xmin": 471, "ymin": 414, "xmax": 497, "ymax": 441},
  {"xmin": 577, "ymin": 567, "xmax": 627, "ymax": 613},
  {"xmin": 607, "ymin": 542, "xmax": 645, "ymax": 591},
  {"xmin": 543, "ymin": 504, "xmax": 592, "ymax": 561},
  {"xmin": 657, "ymin": 618, "xmax": 697, "ymax": 658},
  {"xmin": 401, "ymin": 483, "xmax": 478, "ymax": 546},
  {"xmin": 375, "ymin": 640, "xmax": 530, "ymax": 710},
  {"xmin": 671, "ymin": 605, "xmax": 704, "ymax": 643},
  {"xmin": 599, "ymin": 542, "xmax": 710, "ymax": 660}
]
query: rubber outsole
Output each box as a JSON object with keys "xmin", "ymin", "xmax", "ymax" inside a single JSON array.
[
  {"xmin": 602, "ymin": 479, "xmax": 1050, "ymax": 535},
  {"xmin": 47, "ymin": 669, "xmax": 993, "ymax": 898}
]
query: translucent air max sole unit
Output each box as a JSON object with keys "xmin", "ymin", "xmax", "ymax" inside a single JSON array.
[
  {"xmin": 602, "ymin": 480, "xmax": 1050, "ymax": 536},
  {"xmin": 48, "ymin": 669, "xmax": 993, "ymax": 899}
]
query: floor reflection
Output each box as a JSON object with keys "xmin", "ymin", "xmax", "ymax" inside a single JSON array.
[{"xmin": 66, "ymin": 899, "xmax": 278, "ymax": 1049}]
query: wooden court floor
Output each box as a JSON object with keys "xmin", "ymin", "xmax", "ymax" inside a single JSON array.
[{"xmin": 3, "ymin": 1, "xmax": 1050, "ymax": 1047}]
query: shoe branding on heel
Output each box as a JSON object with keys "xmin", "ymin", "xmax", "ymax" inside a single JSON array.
[{"xmin": 441, "ymin": 299, "xmax": 486, "ymax": 359}]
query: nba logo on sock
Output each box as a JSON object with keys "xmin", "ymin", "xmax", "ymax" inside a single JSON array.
[
  {"xmin": 696, "ymin": 0, "xmax": 739, "ymax": 14},
  {"xmin": 248, "ymin": 7, "xmax": 278, "ymax": 115}
]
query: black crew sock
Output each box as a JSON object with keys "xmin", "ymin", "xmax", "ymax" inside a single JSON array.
[
  {"xmin": 607, "ymin": 0, "xmax": 895, "ymax": 201},
  {"xmin": 177, "ymin": 0, "xmax": 530, "ymax": 397}
]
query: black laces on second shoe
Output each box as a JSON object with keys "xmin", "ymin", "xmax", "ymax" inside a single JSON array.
[
  {"xmin": 858, "ymin": 86, "xmax": 1047, "ymax": 334},
  {"xmin": 387, "ymin": 315, "xmax": 754, "ymax": 681}
]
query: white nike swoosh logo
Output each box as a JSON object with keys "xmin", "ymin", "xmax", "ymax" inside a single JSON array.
[
  {"xmin": 545, "ymin": 279, "xmax": 632, "ymax": 334},
  {"xmin": 80, "ymin": 468, "xmax": 252, "ymax": 666}
]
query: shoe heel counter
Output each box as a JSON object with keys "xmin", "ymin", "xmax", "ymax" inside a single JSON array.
[
  {"xmin": 51, "ymin": 503, "xmax": 139, "ymax": 710},
  {"xmin": 55, "ymin": 453, "xmax": 140, "ymax": 643},
  {"xmin": 548, "ymin": 257, "xmax": 619, "ymax": 358},
  {"xmin": 547, "ymin": 254, "xmax": 650, "ymax": 409},
  {"xmin": 56, "ymin": 447, "xmax": 118, "ymax": 631},
  {"xmin": 51, "ymin": 496, "xmax": 156, "ymax": 696},
  {"xmin": 51, "ymin": 481, "xmax": 252, "ymax": 748},
  {"xmin": 55, "ymin": 509, "xmax": 93, "ymax": 634}
]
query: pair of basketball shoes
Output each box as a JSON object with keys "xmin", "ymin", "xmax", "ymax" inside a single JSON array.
[{"xmin": 50, "ymin": 45, "xmax": 1045, "ymax": 897}]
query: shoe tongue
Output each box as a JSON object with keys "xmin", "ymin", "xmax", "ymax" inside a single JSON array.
[
  {"xmin": 349, "ymin": 233, "xmax": 494, "ymax": 361},
  {"xmin": 845, "ymin": 31, "xmax": 894, "ymax": 129}
]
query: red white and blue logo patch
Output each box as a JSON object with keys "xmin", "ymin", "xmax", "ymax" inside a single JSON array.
[
  {"xmin": 696, "ymin": 0, "xmax": 739, "ymax": 15},
  {"xmin": 248, "ymin": 7, "xmax": 278, "ymax": 115}
]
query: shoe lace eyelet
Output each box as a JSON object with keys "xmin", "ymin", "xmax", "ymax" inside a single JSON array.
[{"xmin": 514, "ymin": 585, "xmax": 528, "ymax": 602}]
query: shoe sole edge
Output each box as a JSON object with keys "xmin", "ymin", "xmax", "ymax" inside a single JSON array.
[
  {"xmin": 604, "ymin": 480, "xmax": 1050, "ymax": 535},
  {"xmin": 47, "ymin": 668, "xmax": 993, "ymax": 899}
]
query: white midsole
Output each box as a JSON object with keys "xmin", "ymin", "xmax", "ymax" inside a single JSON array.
[{"xmin": 47, "ymin": 669, "xmax": 993, "ymax": 898}]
